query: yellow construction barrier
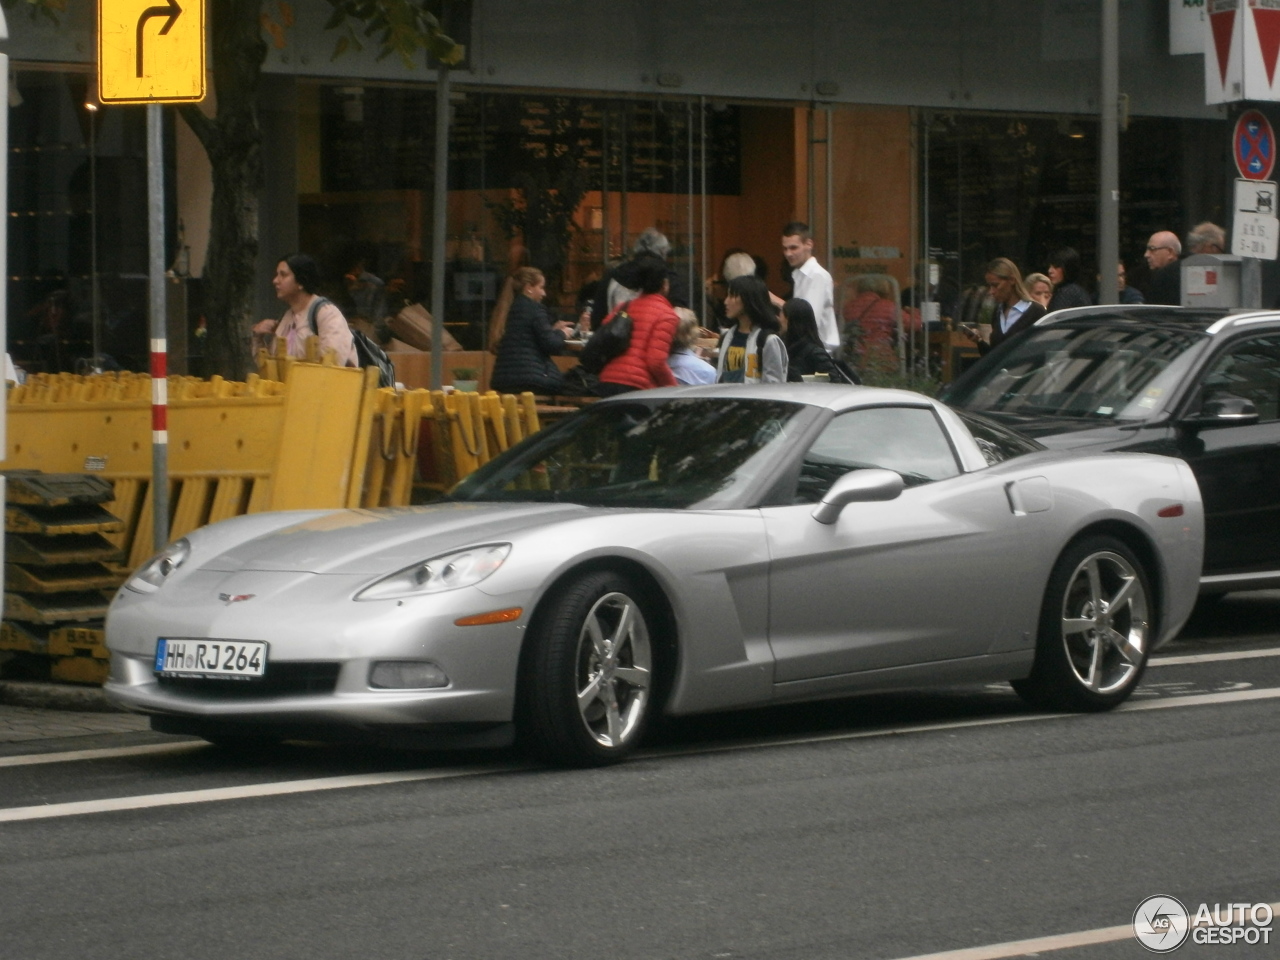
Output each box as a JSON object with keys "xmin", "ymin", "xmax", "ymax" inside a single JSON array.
[{"xmin": 5, "ymin": 368, "xmax": 547, "ymax": 569}]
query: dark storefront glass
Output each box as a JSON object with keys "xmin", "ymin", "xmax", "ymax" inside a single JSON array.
[
  {"xmin": 7, "ymin": 70, "xmax": 152, "ymax": 374},
  {"xmin": 924, "ymin": 112, "xmax": 1229, "ymax": 319}
]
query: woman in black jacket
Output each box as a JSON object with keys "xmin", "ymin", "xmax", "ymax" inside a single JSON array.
[
  {"xmin": 1046, "ymin": 247, "xmax": 1092, "ymax": 312},
  {"xmin": 783, "ymin": 298, "xmax": 859, "ymax": 382},
  {"xmin": 491, "ymin": 267, "xmax": 575, "ymax": 395}
]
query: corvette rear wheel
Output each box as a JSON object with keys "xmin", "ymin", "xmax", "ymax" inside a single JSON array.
[
  {"xmin": 520, "ymin": 571, "xmax": 655, "ymax": 766},
  {"xmin": 1013, "ymin": 535, "xmax": 1153, "ymax": 712}
]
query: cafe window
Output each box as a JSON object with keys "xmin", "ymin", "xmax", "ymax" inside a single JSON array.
[{"xmin": 298, "ymin": 83, "xmax": 743, "ymax": 350}]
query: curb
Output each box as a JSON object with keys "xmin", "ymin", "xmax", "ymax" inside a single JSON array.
[{"xmin": 0, "ymin": 680, "xmax": 122, "ymax": 713}]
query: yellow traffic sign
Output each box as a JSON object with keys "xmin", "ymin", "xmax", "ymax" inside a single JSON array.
[{"xmin": 98, "ymin": 0, "xmax": 205, "ymax": 103}]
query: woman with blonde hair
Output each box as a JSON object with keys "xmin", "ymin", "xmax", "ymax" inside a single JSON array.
[
  {"xmin": 1024, "ymin": 272, "xmax": 1052, "ymax": 308},
  {"xmin": 964, "ymin": 257, "xmax": 1046, "ymax": 355},
  {"xmin": 490, "ymin": 267, "xmax": 575, "ymax": 395}
]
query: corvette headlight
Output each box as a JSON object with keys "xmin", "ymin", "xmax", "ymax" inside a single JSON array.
[
  {"xmin": 125, "ymin": 538, "xmax": 191, "ymax": 594},
  {"xmin": 355, "ymin": 544, "xmax": 511, "ymax": 601}
]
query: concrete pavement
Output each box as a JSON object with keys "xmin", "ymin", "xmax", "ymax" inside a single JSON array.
[
  {"xmin": 0, "ymin": 679, "xmax": 147, "ymax": 744},
  {"xmin": 0, "ymin": 703, "xmax": 148, "ymax": 743}
]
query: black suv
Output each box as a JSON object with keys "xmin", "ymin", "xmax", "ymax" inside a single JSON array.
[{"xmin": 942, "ymin": 305, "xmax": 1280, "ymax": 594}]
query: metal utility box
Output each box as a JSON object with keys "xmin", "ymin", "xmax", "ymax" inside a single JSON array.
[{"xmin": 1181, "ymin": 254, "xmax": 1262, "ymax": 309}]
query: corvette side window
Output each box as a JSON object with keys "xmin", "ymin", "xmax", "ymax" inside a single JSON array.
[{"xmin": 793, "ymin": 406, "xmax": 960, "ymax": 504}]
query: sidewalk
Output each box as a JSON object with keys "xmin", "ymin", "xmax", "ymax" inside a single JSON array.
[
  {"xmin": 0, "ymin": 703, "xmax": 149, "ymax": 743},
  {"xmin": 0, "ymin": 680, "xmax": 149, "ymax": 743}
]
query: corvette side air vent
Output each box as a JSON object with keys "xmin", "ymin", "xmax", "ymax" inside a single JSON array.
[{"xmin": 1006, "ymin": 477, "xmax": 1053, "ymax": 516}]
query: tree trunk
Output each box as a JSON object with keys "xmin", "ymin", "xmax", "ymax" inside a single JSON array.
[{"xmin": 179, "ymin": 0, "xmax": 267, "ymax": 379}]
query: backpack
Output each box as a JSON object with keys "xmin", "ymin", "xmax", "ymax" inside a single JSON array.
[
  {"xmin": 307, "ymin": 297, "xmax": 396, "ymax": 388},
  {"xmin": 578, "ymin": 303, "xmax": 634, "ymax": 375}
]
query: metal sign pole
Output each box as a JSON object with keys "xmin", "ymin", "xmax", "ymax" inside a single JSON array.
[
  {"xmin": 430, "ymin": 65, "xmax": 450, "ymax": 391},
  {"xmin": 1, "ymin": 7, "xmax": 10, "ymax": 535},
  {"xmin": 1097, "ymin": 0, "xmax": 1120, "ymax": 305},
  {"xmin": 148, "ymin": 104, "xmax": 170, "ymax": 549}
]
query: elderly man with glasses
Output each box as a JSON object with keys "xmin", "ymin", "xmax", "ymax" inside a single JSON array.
[{"xmin": 1143, "ymin": 230, "xmax": 1182, "ymax": 305}]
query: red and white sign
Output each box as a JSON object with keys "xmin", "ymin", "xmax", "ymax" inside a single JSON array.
[
  {"xmin": 1205, "ymin": 0, "xmax": 1280, "ymax": 102},
  {"xmin": 1206, "ymin": 0, "xmax": 1243, "ymax": 103},
  {"xmin": 1234, "ymin": 109, "xmax": 1276, "ymax": 179}
]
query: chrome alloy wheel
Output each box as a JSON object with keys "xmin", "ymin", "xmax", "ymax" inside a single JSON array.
[
  {"xmin": 1060, "ymin": 550, "xmax": 1149, "ymax": 695},
  {"xmin": 575, "ymin": 592, "xmax": 652, "ymax": 749}
]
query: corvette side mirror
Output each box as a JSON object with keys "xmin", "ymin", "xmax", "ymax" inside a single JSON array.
[
  {"xmin": 1181, "ymin": 394, "xmax": 1259, "ymax": 430},
  {"xmin": 811, "ymin": 468, "xmax": 905, "ymax": 524}
]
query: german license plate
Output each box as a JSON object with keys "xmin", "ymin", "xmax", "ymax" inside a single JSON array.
[{"xmin": 155, "ymin": 638, "xmax": 268, "ymax": 680}]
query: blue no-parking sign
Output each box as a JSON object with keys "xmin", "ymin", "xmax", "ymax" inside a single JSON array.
[{"xmin": 1235, "ymin": 110, "xmax": 1276, "ymax": 181}]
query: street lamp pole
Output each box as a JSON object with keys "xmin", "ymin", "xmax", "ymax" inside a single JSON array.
[
  {"xmin": 430, "ymin": 64, "xmax": 450, "ymax": 392},
  {"xmin": 1098, "ymin": 0, "xmax": 1120, "ymax": 305}
]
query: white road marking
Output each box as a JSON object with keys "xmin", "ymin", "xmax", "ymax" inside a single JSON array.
[
  {"xmin": 1118, "ymin": 687, "xmax": 1280, "ymax": 710},
  {"xmin": 1151, "ymin": 645, "xmax": 1280, "ymax": 666},
  {"xmin": 647, "ymin": 685, "xmax": 1280, "ymax": 759},
  {"xmin": 0, "ymin": 766, "xmax": 509, "ymax": 823},
  {"xmin": 0, "ymin": 742, "xmax": 207, "ymax": 769},
  {"xmin": 888, "ymin": 901, "xmax": 1280, "ymax": 960},
  {"xmin": 886, "ymin": 922, "xmax": 1134, "ymax": 960},
  {"xmin": 2, "ymin": 683, "xmax": 1277, "ymax": 823}
]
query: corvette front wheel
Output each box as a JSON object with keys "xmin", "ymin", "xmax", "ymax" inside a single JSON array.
[{"xmin": 519, "ymin": 571, "xmax": 655, "ymax": 767}]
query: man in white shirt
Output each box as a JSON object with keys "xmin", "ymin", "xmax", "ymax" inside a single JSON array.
[{"xmin": 782, "ymin": 222, "xmax": 839, "ymax": 355}]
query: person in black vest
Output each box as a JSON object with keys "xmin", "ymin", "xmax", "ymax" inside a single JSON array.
[{"xmin": 491, "ymin": 267, "xmax": 575, "ymax": 395}]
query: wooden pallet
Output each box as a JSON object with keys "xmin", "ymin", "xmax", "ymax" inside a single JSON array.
[
  {"xmin": 5, "ymin": 562, "xmax": 124, "ymax": 594},
  {"xmin": 5, "ymin": 532, "xmax": 125, "ymax": 567}
]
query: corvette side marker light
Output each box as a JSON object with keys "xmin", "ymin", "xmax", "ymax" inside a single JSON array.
[
  {"xmin": 455, "ymin": 607, "xmax": 523, "ymax": 626},
  {"xmin": 1157, "ymin": 504, "xmax": 1185, "ymax": 518}
]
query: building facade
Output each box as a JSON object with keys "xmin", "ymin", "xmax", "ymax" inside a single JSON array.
[{"xmin": 1, "ymin": 0, "xmax": 1249, "ymax": 372}]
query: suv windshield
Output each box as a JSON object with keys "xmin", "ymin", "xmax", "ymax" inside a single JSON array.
[
  {"xmin": 945, "ymin": 322, "xmax": 1209, "ymax": 422},
  {"xmin": 450, "ymin": 397, "xmax": 812, "ymax": 509}
]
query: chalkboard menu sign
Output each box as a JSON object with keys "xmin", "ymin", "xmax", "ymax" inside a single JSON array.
[{"xmin": 321, "ymin": 87, "xmax": 740, "ymax": 196}]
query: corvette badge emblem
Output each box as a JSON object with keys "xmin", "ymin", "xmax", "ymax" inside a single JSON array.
[{"xmin": 217, "ymin": 593, "xmax": 256, "ymax": 605}]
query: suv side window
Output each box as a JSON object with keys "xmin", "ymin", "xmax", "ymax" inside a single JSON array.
[
  {"xmin": 793, "ymin": 406, "xmax": 960, "ymax": 504},
  {"xmin": 954, "ymin": 410, "xmax": 1045, "ymax": 466},
  {"xmin": 1195, "ymin": 334, "xmax": 1280, "ymax": 422}
]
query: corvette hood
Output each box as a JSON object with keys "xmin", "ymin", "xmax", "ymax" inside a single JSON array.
[{"xmin": 197, "ymin": 502, "xmax": 591, "ymax": 575}]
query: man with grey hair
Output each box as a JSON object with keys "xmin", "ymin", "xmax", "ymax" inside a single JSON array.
[
  {"xmin": 632, "ymin": 227, "xmax": 671, "ymax": 260},
  {"xmin": 1187, "ymin": 221, "xmax": 1226, "ymax": 255},
  {"xmin": 1143, "ymin": 229, "xmax": 1183, "ymax": 305},
  {"xmin": 590, "ymin": 227, "xmax": 690, "ymax": 324}
]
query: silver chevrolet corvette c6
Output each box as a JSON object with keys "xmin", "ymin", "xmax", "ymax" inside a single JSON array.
[{"xmin": 105, "ymin": 385, "xmax": 1205, "ymax": 766}]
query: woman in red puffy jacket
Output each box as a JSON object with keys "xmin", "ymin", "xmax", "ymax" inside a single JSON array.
[{"xmin": 595, "ymin": 256, "xmax": 680, "ymax": 396}]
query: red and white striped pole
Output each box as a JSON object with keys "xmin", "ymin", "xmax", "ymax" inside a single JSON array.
[{"xmin": 147, "ymin": 105, "xmax": 169, "ymax": 549}]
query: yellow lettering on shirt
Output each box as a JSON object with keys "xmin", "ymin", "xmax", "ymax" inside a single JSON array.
[{"xmin": 726, "ymin": 344, "xmax": 746, "ymax": 372}]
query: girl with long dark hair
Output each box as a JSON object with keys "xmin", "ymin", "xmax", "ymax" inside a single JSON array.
[
  {"xmin": 716, "ymin": 276, "xmax": 788, "ymax": 384},
  {"xmin": 1046, "ymin": 247, "xmax": 1091, "ymax": 311},
  {"xmin": 783, "ymin": 299, "xmax": 858, "ymax": 383}
]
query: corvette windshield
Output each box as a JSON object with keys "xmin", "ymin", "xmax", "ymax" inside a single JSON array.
[
  {"xmin": 450, "ymin": 398, "xmax": 810, "ymax": 508},
  {"xmin": 946, "ymin": 322, "xmax": 1209, "ymax": 422}
]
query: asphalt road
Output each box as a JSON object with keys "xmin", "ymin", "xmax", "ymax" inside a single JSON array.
[{"xmin": 1, "ymin": 594, "xmax": 1278, "ymax": 960}]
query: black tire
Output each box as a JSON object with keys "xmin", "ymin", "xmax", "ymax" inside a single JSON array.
[
  {"xmin": 518, "ymin": 570, "xmax": 658, "ymax": 767},
  {"xmin": 1012, "ymin": 535, "xmax": 1155, "ymax": 712}
]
